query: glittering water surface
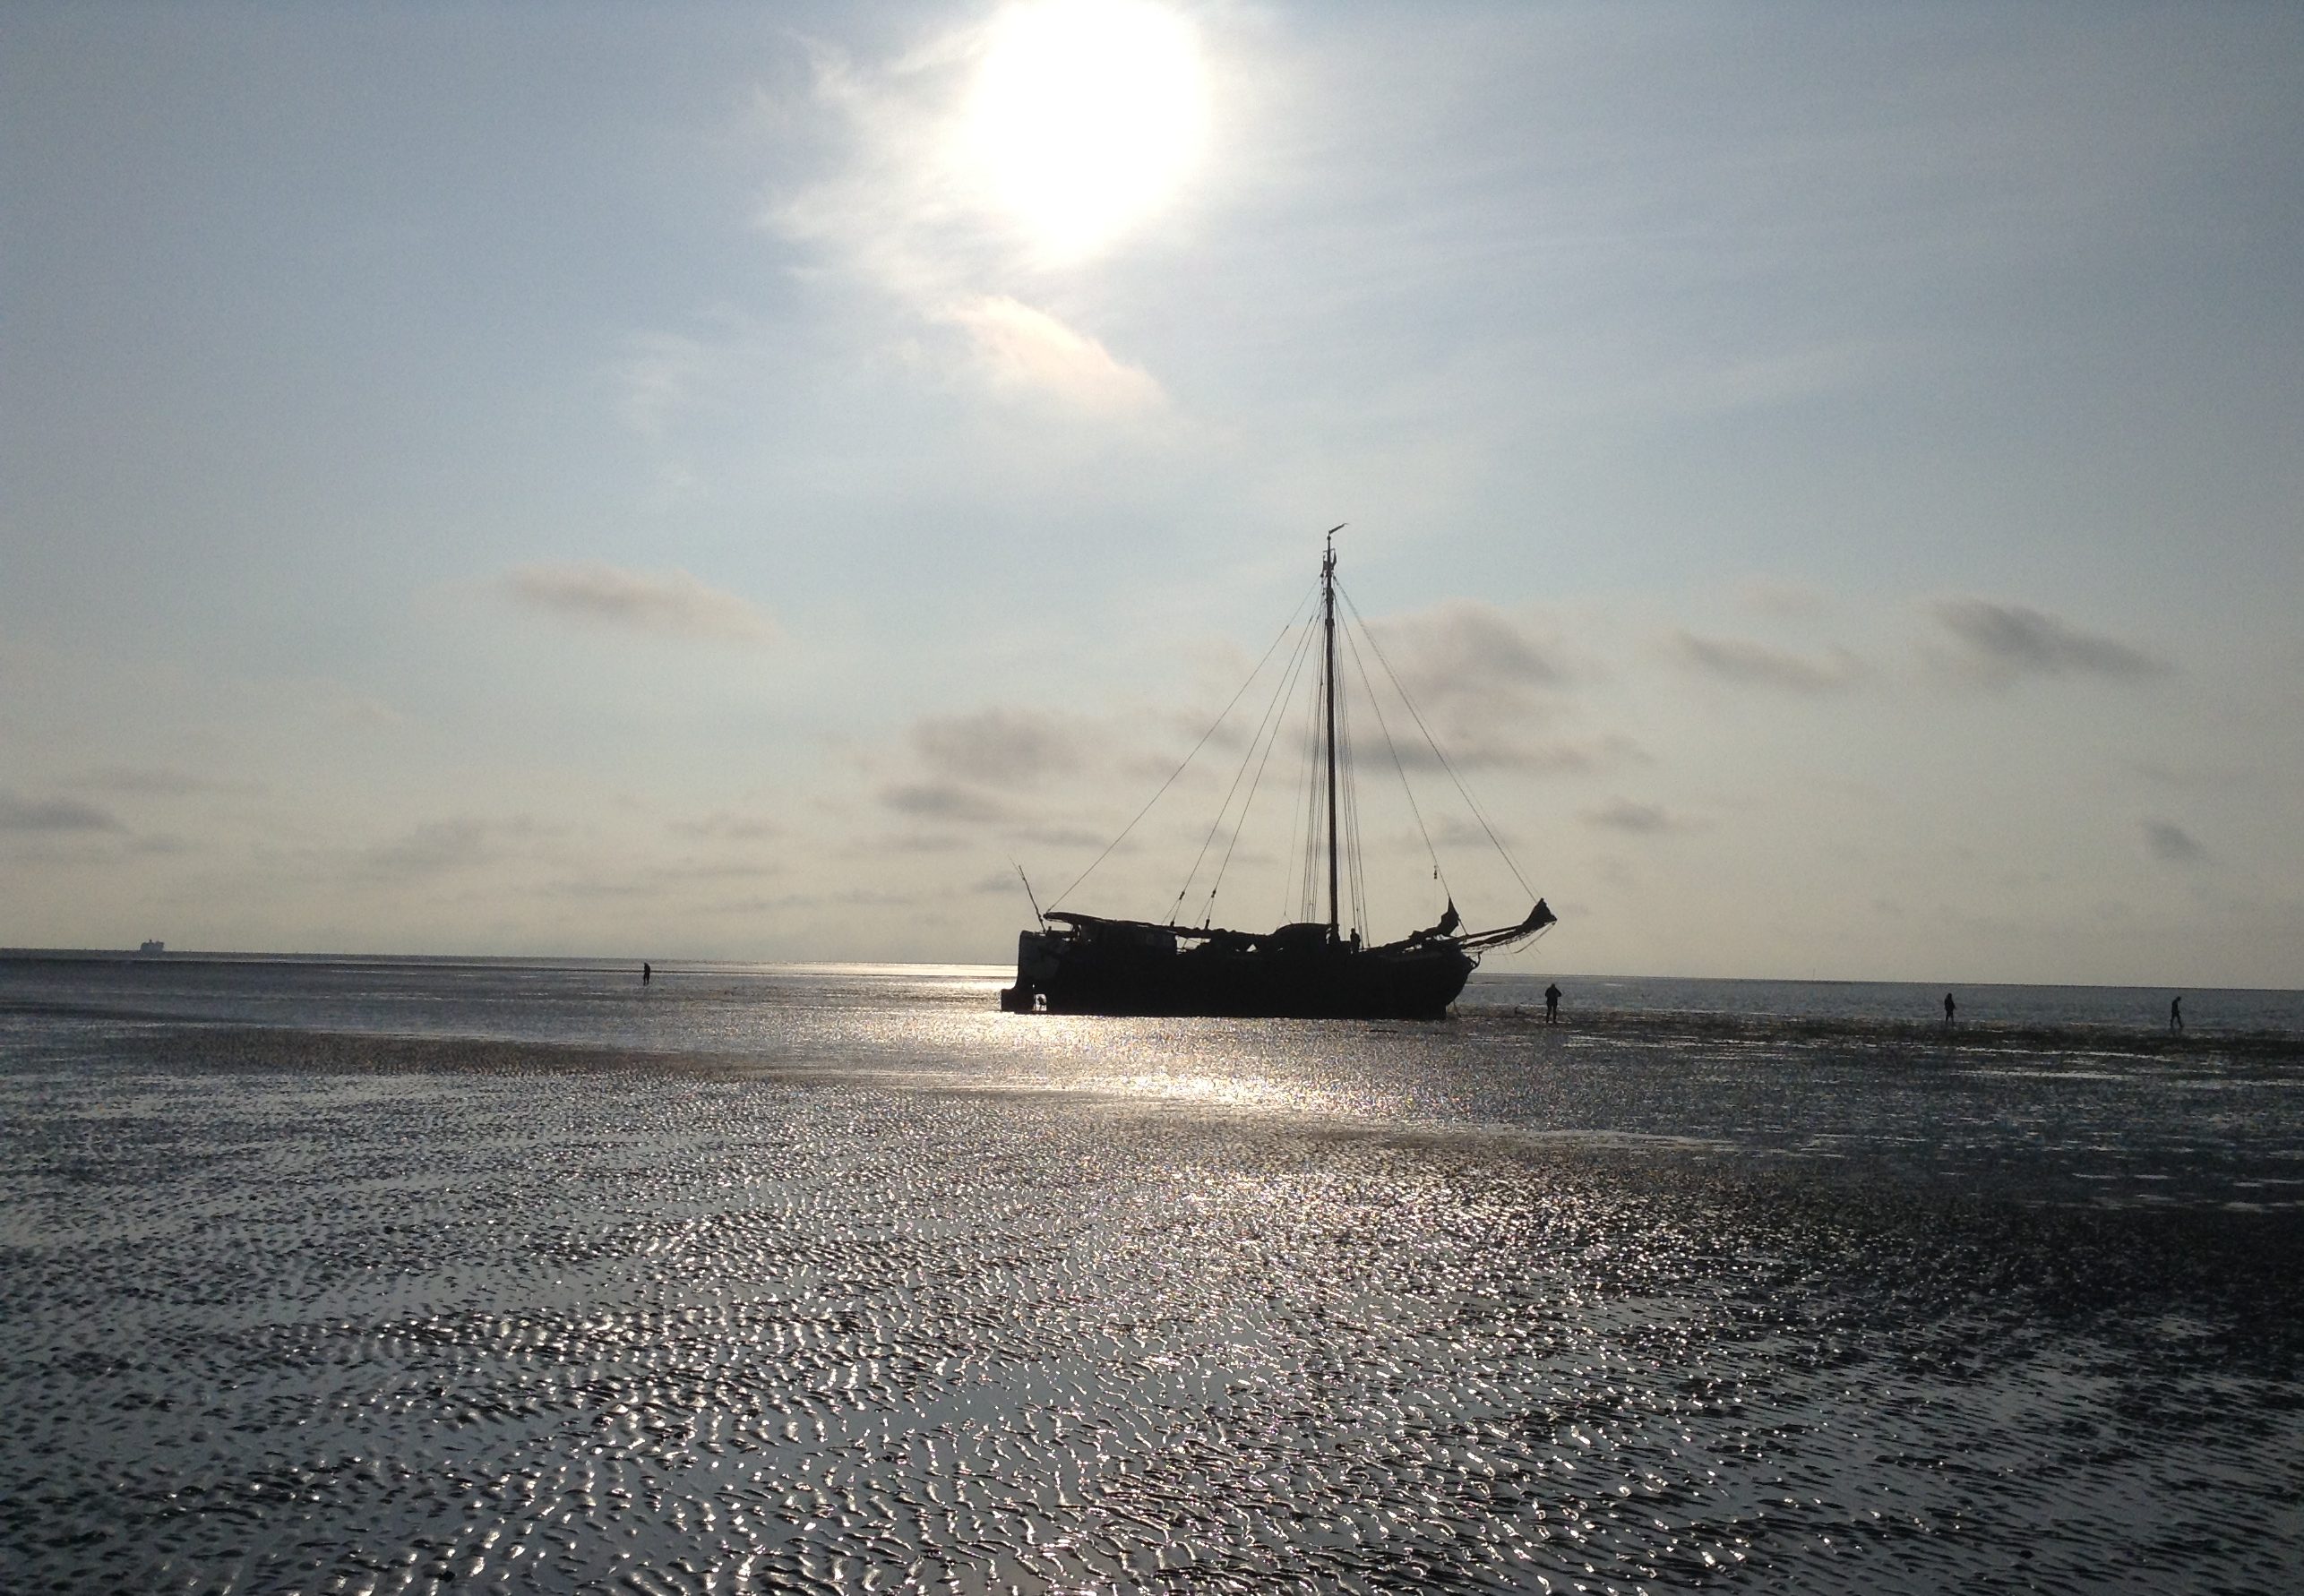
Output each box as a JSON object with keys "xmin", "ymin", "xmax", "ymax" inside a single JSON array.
[{"xmin": 4, "ymin": 958, "xmax": 2301, "ymax": 1594}]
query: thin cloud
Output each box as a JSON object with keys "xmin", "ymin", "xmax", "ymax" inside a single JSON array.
[
  {"xmin": 1009, "ymin": 821, "xmax": 1131, "ymax": 851},
  {"xmin": 1356, "ymin": 601, "xmax": 1580, "ymax": 770},
  {"xmin": 503, "ymin": 562, "xmax": 778, "ymax": 647},
  {"xmin": 765, "ymin": 35, "xmax": 1001, "ymax": 304},
  {"xmin": 873, "ymin": 830, "xmax": 969, "ymax": 854},
  {"xmin": 338, "ymin": 694, "xmax": 411, "ymax": 729},
  {"xmin": 672, "ymin": 811, "xmax": 782, "ymax": 842},
  {"xmin": 1369, "ymin": 600, "xmax": 1569, "ymax": 694},
  {"xmin": 362, "ymin": 818, "xmax": 499, "ymax": 877},
  {"xmin": 360, "ymin": 816, "xmax": 551, "ymax": 879},
  {"xmin": 911, "ymin": 705, "xmax": 1089, "ymax": 787},
  {"xmin": 616, "ymin": 331, "xmax": 707, "ymax": 441},
  {"xmin": 1583, "ymin": 797, "xmax": 1684, "ymax": 834},
  {"xmin": 660, "ymin": 856, "xmax": 786, "ymax": 881},
  {"xmin": 1931, "ymin": 599, "xmax": 2170, "ymax": 688},
  {"xmin": 2128, "ymin": 758, "xmax": 2269, "ymax": 794},
  {"xmin": 763, "ymin": 30, "xmax": 1170, "ymax": 415},
  {"xmin": 940, "ymin": 296, "xmax": 1165, "ymax": 412},
  {"xmin": 1433, "ymin": 814, "xmax": 1516, "ymax": 850},
  {"xmin": 1735, "ymin": 579, "xmax": 1830, "ymax": 619},
  {"xmin": 1426, "ymin": 733, "xmax": 1645, "ymax": 777},
  {"xmin": 1672, "ymin": 631, "xmax": 1862, "ymax": 692},
  {"xmin": 537, "ymin": 875, "xmax": 656, "ymax": 902},
  {"xmin": 2143, "ymin": 819, "xmax": 2208, "ymax": 864},
  {"xmin": 70, "ymin": 766, "xmax": 216, "ymax": 796},
  {"xmin": 878, "ymin": 780, "xmax": 1015, "ymax": 824},
  {"xmin": 0, "ymin": 790, "xmax": 126, "ymax": 832}
]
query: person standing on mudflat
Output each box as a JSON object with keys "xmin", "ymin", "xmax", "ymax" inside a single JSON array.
[
  {"xmin": 2171, "ymin": 994, "xmax": 2183, "ymax": 1032},
  {"xmin": 1543, "ymin": 982, "xmax": 1561, "ymax": 1024},
  {"xmin": 1943, "ymin": 991, "xmax": 1956, "ymax": 1026}
]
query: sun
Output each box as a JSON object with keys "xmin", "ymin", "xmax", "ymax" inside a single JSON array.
[{"xmin": 967, "ymin": 0, "xmax": 1208, "ymax": 262}]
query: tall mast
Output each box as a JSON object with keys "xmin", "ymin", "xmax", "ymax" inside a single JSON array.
[{"xmin": 1322, "ymin": 526, "xmax": 1340, "ymax": 938}]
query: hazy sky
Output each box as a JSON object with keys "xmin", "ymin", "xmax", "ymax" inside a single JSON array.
[{"xmin": 4, "ymin": 2, "xmax": 2300, "ymax": 985}]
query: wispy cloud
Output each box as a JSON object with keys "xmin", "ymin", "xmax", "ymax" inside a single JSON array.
[
  {"xmin": 765, "ymin": 34, "xmax": 998, "ymax": 303},
  {"xmin": 69, "ymin": 766, "xmax": 237, "ymax": 796},
  {"xmin": 0, "ymin": 790, "xmax": 126, "ymax": 832},
  {"xmin": 503, "ymin": 562, "xmax": 778, "ymax": 647},
  {"xmin": 336, "ymin": 694, "xmax": 411, "ymax": 729},
  {"xmin": 671, "ymin": 810, "xmax": 782, "ymax": 842},
  {"xmin": 1356, "ymin": 601, "xmax": 1595, "ymax": 770},
  {"xmin": 616, "ymin": 331, "xmax": 708, "ymax": 441},
  {"xmin": 1672, "ymin": 631, "xmax": 1862, "ymax": 692},
  {"xmin": 870, "ymin": 830, "xmax": 971, "ymax": 854},
  {"xmin": 939, "ymin": 296, "xmax": 1165, "ymax": 412},
  {"xmin": 1008, "ymin": 821, "xmax": 1125, "ymax": 851},
  {"xmin": 1735, "ymin": 579, "xmax": 1830, "ymax": 619},
  {"xmin": 1583, "ymin": 796, "xmax": 1686, "ymax": 834},
  {"xmin": 1371, "ymin": 600, "xmax": 1569, "ymax": 693},
  {"xmin": 2143, "ymin": 819, "xmax": 2208, "ymax": 864},
  {"xmin": 1433, "ymin": 814, "xmax": 1516, "ymax": 851},
  {"xmin": 1930, "ymin": 598, "xmax": 2170, "ymax": 688},
  {"xmin": 1635, "ymin": 340, "xmax": 1895, "ymax": 417},
  {"xmin": 762, "ymin": 27, "xmax": 1169, "ymax": 416},
  {"xmin": 911, "ymin": 705, "xmax": 1091, "ymax": 788},
  {"xmin": 877, "ymin": 780, "xmax": 1016, "ymax": 824},
  {"xmin": 361, "ymin": 818, "xmax": 502, "ymax": 877}
]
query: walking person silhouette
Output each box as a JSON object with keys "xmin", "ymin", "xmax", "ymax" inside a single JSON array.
[
  {"xmin": 1943, "ymin": 991, "xmax": 1956, "ymax": 1027},
  {"xmin": 1543, "ymin": 982, "xmax": 1561, "ymax": 1025},
  {"xmin": 2170, "ymin": 994, "xmax": 2182, "ymax": 1033}
]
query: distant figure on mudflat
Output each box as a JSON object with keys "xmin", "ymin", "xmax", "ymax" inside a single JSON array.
[
  {"xmin": 1543, "ymin": 982, "xmax": 1561, "ymax": 1024},
  {"xmin": 642, "ymin": 962, "xmax": 652, "ymax": 985},
  {"xmin": 1943, "ymin": 991, "xmax": 1956, "ymax": 1026},
  {"xmin": 2170, "ymin": 994, "xmax": 2182, "ymax": 1033}
]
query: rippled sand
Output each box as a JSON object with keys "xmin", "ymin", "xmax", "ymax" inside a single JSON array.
[{"xmin": 4, "ymin": 1017, "xmax": 2300, "ymax": 1594}]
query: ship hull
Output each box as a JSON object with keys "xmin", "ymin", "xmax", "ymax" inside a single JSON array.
[{"xmin": 1003, "ymin": 926, "xmax": 1473, "ymax": 1020}]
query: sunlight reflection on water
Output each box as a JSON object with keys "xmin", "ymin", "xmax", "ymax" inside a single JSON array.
[{"xmin": 3, "ymin": 958, "xmax": 2300, "ymax": 1593}]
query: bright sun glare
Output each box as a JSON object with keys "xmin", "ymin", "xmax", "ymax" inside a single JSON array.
[{"xmin": 967, "ymin": 0, "xmax": 1208, "ymax": 261}]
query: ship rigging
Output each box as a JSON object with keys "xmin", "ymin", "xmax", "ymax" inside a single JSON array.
[{"xmin": 1001, "ymin": 528, "xmax": 1553, "ymax": 1018}]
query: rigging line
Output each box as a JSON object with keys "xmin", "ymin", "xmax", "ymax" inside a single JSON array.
[
  {"xmin": 1288, "ymin": 665, "xmax": 1319, "ymax": 926},
  {"xmin": 1292, "ymin": 659, "xmax": 1325, "ymax": 924},
  {"xmin": 1340, "ymin": 619, "xmax": 1450, "ymax": 902},
  {"xmin": 1277, "ymin": 665, "xmax": 1311, "ymax": 926},
  {"xmin": 1050, "ymin": 585, "xmax": 1318, "ymax": 911},
  {"xmin": 1348, "ymin": 702, "xmax": 1370, "ymax": 936},
  {"xmin": 1341, "ymin": 625, "xmax": 1443, "ymax": 897},
  {"xmin": 1340, "ymin": 586, "xmax": 1540, "ymax": 904},
  {"xmin": 1341, "ymin": 691, "xmax": 1368, "ymax": 936},
  {"xmin": 1331, "ymin": 673, "xmax": 1359, "ymax": 933},
  {"xmin": 1329, "ymin": 656, "xmax": 1353, "ymax": 931},
  {"xmin": 1204, "ymin": 626, "xmax": 1318, "ymax": 923},
  {"xmin": 1171, "ymin": 614, "xmax": 1316, "ymax": 918},
  {"xmin": 1173, "ymin": 611, "xmax": 1320, "ymax": 922},
  {"xmin": 1304, "ymin": 647, "xmax": 1328, "ymax": 924}
]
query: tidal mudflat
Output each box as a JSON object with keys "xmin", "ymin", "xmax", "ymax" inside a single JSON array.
[{"xmin": 4, "ymin": 960, "xmax": 2300, "ymax": 1593}]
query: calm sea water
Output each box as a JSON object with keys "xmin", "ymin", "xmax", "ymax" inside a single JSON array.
[{"xmin": 4, "ymin": 955, "xmax": 2300, "ymax": 1594}]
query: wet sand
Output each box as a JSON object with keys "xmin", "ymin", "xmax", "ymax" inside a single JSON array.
[{"xmin": 5, "ymin": 1016, "xmax": 2300, "ymax": 1594}]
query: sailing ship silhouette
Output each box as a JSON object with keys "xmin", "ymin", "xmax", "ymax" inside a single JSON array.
[{"xmin": 1002, "ymin": 528, "xmax": 1552, "ymax": 1018}]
